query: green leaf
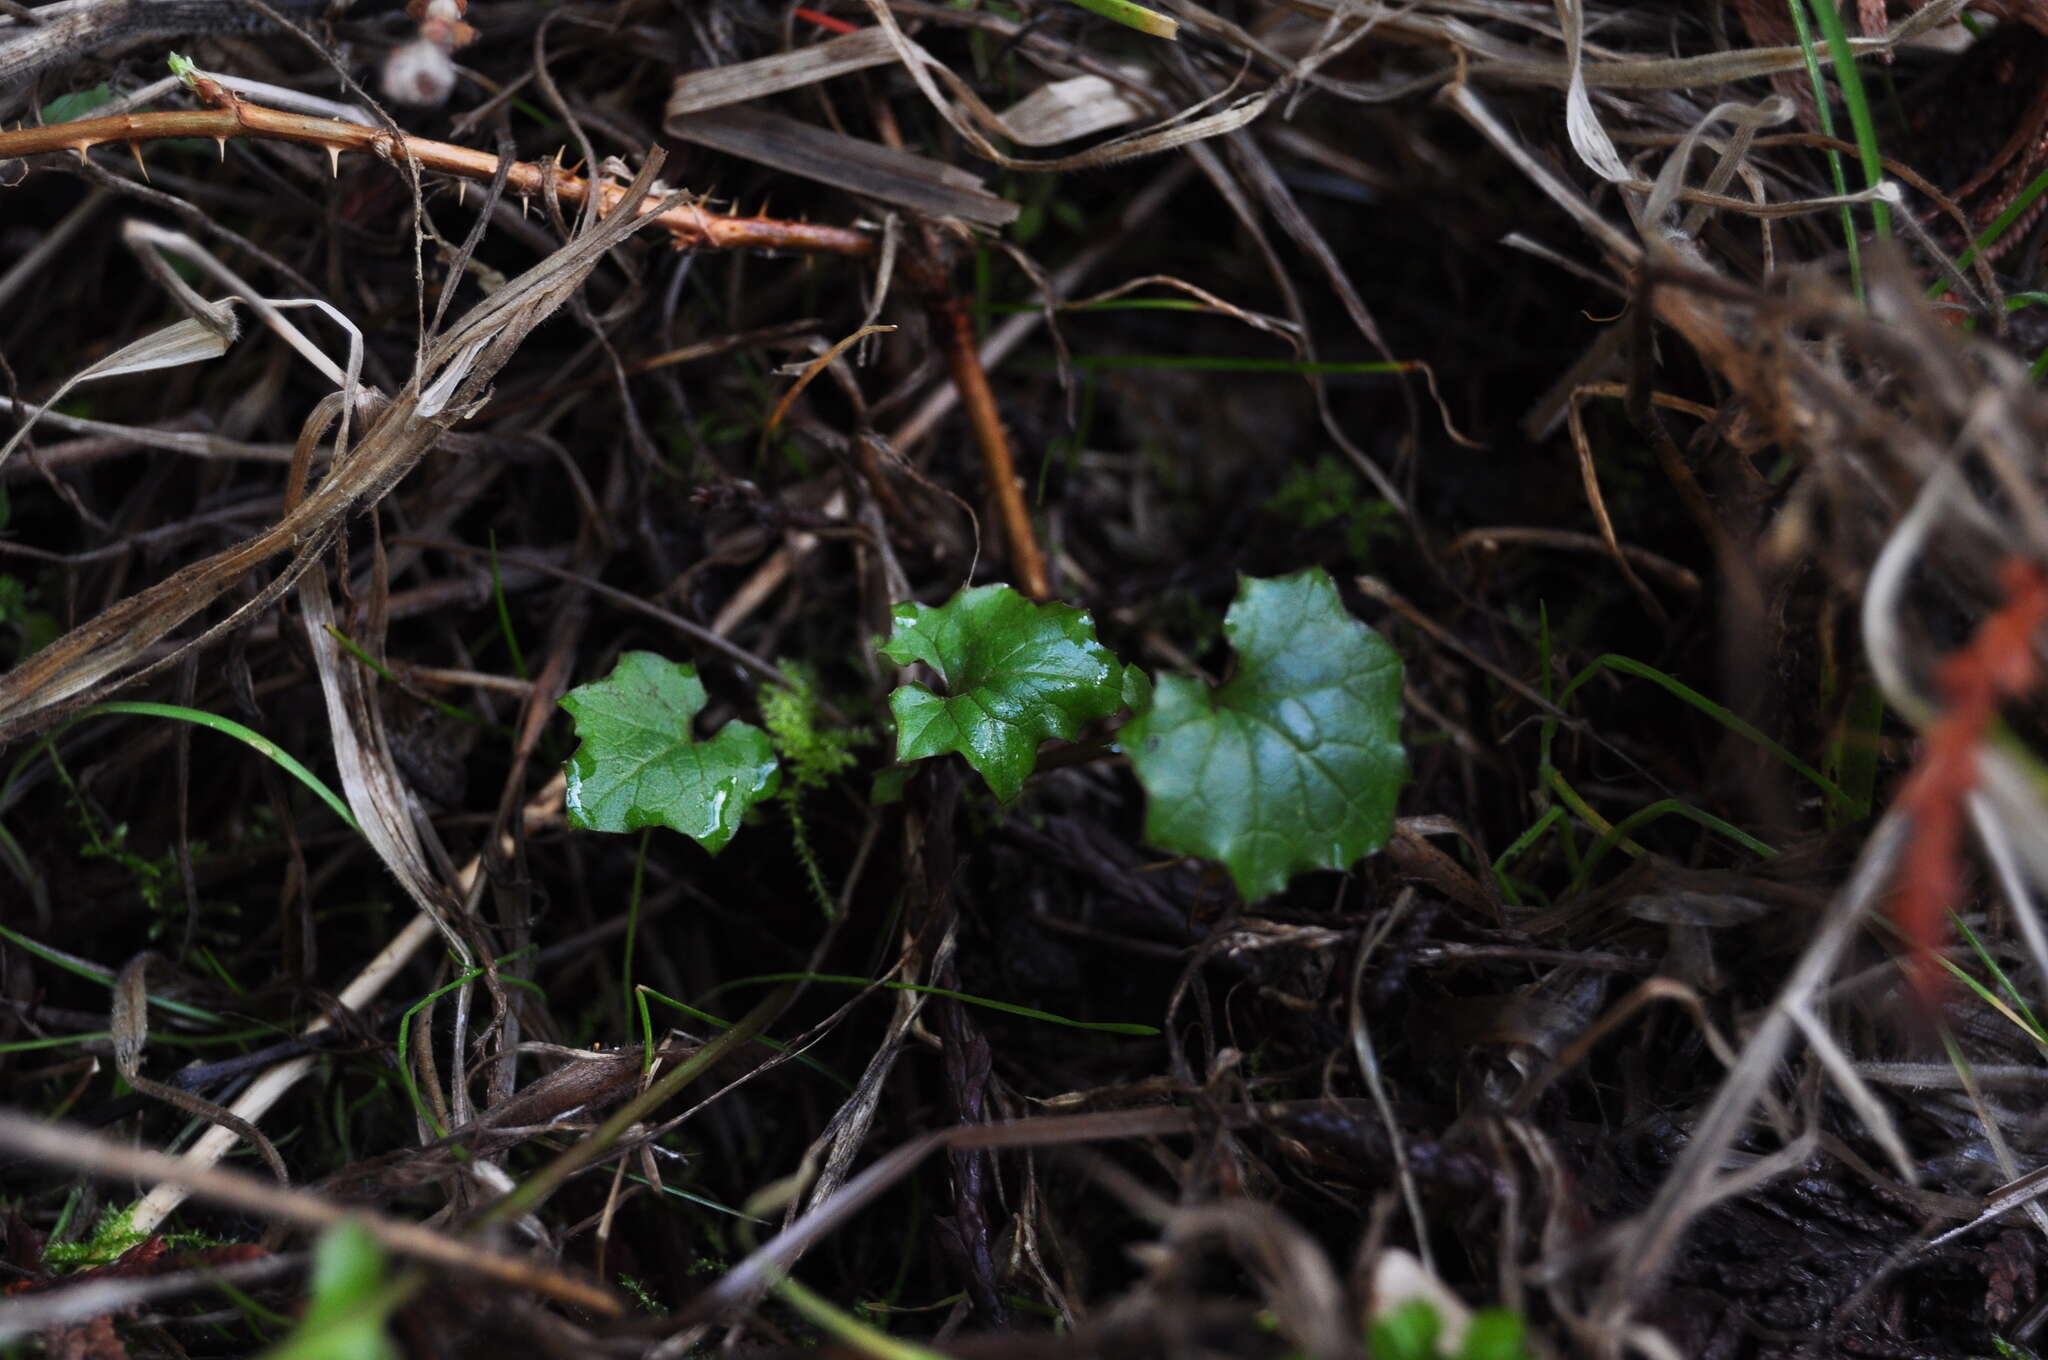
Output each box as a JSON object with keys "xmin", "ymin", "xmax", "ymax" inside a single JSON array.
[
  {"xmin": 1124, "ymin": 569, "xmax": 1405, "ymax": 900},
  {"xmin": 303, "ymin": 1223, "xmax": 386, "ymax": 1326},
  {"xmin": 1367, "ymin": 1299, "xmax": 1441, "ymax": 1360},
  {"xmin": 560, "ymin": 652, "xmax": 780, "ymax": 853},
  {"xmin": 1121, "ymin": 662, "xmax": 1153, "ymax": 715},
  {"xmin": 870, "ymin": 767, "xmax": 912, "ymax": 807},
  {"xmin": 1458, "ymin": 1310, "xmax": 1532, "ymax": 1360},
  {"xmin": 880, "ymin": 584, "xmax": 1124, "ymax": 802},
  {"xmin": 39, "ymin": 82, "xmax": 113, "ymax": 125},
  {"xmin": 1060, "ymin": 0, "xmax": 1178, "ymax": 39},
  {"xmin": 259, "ymin": 1221, "xmax": 397, "ymax": 1360}
]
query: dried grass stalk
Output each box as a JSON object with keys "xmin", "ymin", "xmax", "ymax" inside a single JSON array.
[{"xmin": 0, "ymin": 153, "xmax": 688, "ymax": 746}]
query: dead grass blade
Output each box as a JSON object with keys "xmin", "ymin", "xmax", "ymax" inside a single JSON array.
[
  {"xmin": 0, "ymin": 152, "xmax": 689, "ymax": 746},
  {"xmin": 1591, "ymin": 815, "xmax": 1909, "ymax": 1334},
  {"xmin": 297, "ymin": 557, "xmax": 474, "ymax": 963},
  {"xmin": 664, "ymin": 106, "xmax": 1019, "ymax": 227},
  {"xmin": 127, "ymin": 777, "xmax": 567, "ymax": 1236},
  {"xmin": 1000, "ymin": 73, "xmax": 1146, "ymax": 145},
  {"xmin": 0, "ymin": 0, "xmax": 328, "ymax": 99},
  {"xmin": 665, "ymin": 28, "xmax": 901, "ymax": 117},
  {"xmin": 111, "ymin": 952, "xmax": 290, "ymax": 1185},
  {"xmin": 0, "ymin": 307, "xmax": 236, "ymax": 474},
  {"xmin": 0, "ymin": 1253, "xmax": 301, "ymax": 1344},
  {"xmin": 854, "ymin": 0, "xmax": 1272, "ymax": 170},
  {"xmin": 676, "ymin": 1103, "xmax": 1440, "ymax": 1331}
]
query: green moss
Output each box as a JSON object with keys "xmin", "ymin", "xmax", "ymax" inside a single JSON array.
[
  {"xmin": 1264, "ymin": 455, "xmax": 1400, "ymax": 566},
  {"xmin": 43, "ymin": 1206, "xmax": 156, "ymax": 1270},
  {"xmin": 762, "ymin": 662, "xmax": 869, "ymax": 917},
  {"xmin": 618, "ymin": 1274, "xmax": 667, "ymax": 1314},
  {"xmin": 761, "ymin": 663, "xmax": 860, "ymax": 792}
]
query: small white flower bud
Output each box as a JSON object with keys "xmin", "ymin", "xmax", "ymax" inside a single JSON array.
[{"xmin": 382, "ymin": 39, "xmax": 456, "ymax": 106}]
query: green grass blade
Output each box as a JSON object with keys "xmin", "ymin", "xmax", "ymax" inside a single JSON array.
[
  {"xmin": 324, "ymin": 628, "xmax": 486, "ymax": 729},
  {"xmin": 636, "ymin": 987, "xmax": 851, "ymax": 1090},
  {"xmin": 1785, "ymin": 0, "xmax": 1865, "ymax": 297},
  {"xmin": 1952, "ymin": 915, "xmax": 2048, "ymax": 1050},
  {"xmin": 1954, "ymin": 164, "xmax": 2048, "ymax": 280},
  {"xmin": 0, "ymin": 1020, "xmax": 281, "ymax": 1059},
  {"xmin": 0, "ymin": 923, "xmax": 223, "ymax": 1023},
  {"xmin": 81, "ymin": 701, "xmax": 358, "ymax": 831},
  {"xmin": 635, "ymin": 987, "xmax": 657, "ymax": 1073},
  {"xmin": 774, "ymin": 1275, "xmax": 954, "ymax": 1360},
  {"xmin": 397, "ymin": 970, "xmax": 484, "ymax": 1137},
  {"xmin": 1062, "ymin": 0, "xmax": 1177, "ymax": 39},
  {"xmin": 1028, "ymin": 355, "xmax": 1412, "ymax": 376},
  {"xmin": 1543, "ymin": 768, "xmax": 1641, "ymax": 856},
  {"xmin": 1824, "ymin": 681, "xmax": 1884, "ymax": 828},
  {"xmin": 1491, "ymin": 805, "xmax": 1565, "ymax": 906},
  {"xmin": 489, "ymin": 530, "xmax": 529, "ymax": 682},
  {"xmin": 1572, "ymin": 798, "xmax": 1778, "ymax": 891},
  {"xmin": 625, "ymin": 1170, "xmax": 767, "ymax": 1222},
  {"xmin": 1560, "ymin": 655, "xmax": 1852, "ymax": 810},
  {"xmin": 1801, "ymin": 0, "xmax": 1889, "ymax": 238},
  {"xmin": 698, "ymin": 972, "xmax": 1160, "ymax": 1036},
  {"xmin": 1935, "ymin": 956, "xmax": 2044, "ymax": 1046},
  {"xmin": 0, "ymin": 1031, "xmax": 114, "ymax": 1055},
  {"xmin": 397, "ymin": 951, "xmax": 540, "ymax": 1136}
]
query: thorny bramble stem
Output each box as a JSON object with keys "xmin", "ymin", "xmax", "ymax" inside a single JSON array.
[{"xmin": 0, "ymin": 77, "xmax": 875, "ymax": 259}]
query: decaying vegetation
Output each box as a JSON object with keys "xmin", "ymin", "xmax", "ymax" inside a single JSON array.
[{"xmin": 6, "ymin": 0, "xmax": 2048, "ymax": 1356}]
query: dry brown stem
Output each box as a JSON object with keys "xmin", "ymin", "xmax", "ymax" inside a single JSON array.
[
  {"xmin": 934, "ymin": 291, "xmax": 1050, "ymax": 601},
  {"xmin": 0, "ymin": 1109, "xmax": 622, "ymax": 1315},
  {"xmin": 0, "ymin": 83, "xmax": 874, "ymax": 259}
]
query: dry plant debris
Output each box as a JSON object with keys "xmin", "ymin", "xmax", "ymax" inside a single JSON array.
[{"xmin": 9, "ymin": 1, "xmax": 2048, "ymax": 1358}]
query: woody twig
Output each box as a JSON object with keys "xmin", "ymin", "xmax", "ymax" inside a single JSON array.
[
  {"xmin": 932, "ymin": 289, "xmax": 1050, "ymax": 601},
  {"xmin": 909, "ymin": 223, "xmax": 1050, "ymax": 602},
  {"xmin": 0, "ymin": 67, "xmax": 875, "ymax": 260}
]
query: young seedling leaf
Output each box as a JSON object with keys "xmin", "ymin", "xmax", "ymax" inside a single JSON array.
[
  {"xmin": 1060, "ymin": 0, "xmax": 1179, "ymax": 40},
  {"xmin": 1460, "ymin": 1309, "xmax": 1535, "ymax": 1360},
  {"xmin": 881, "ymin": 584, "xmax": 1124, "ymax": 801},
  {"xmin": 1125, "ymin": 569, "xmax": 1405, "ymax": 900},
  {"xmin": 1367, "ymin": 1299, "xmax": 1442, "ymax": 1360},
  {"xmin": 560, "ymin": 652, "xmax": 780, "ymax": 853},
  {"xmin": 259, "ymin": 1220, "xmax": 397, "ymax": 1360}
]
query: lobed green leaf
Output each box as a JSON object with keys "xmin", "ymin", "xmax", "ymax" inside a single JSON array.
[
  {"xmin": 881, "ymin": 584, "xmax": 1124, "ymax": 801},
  {"xmin": 1124, "ymin": 568, "xmax": 1405, "ymax": 900},
  {"xmin": 560, "ymin": 652, "xmax": 780, "ymax": 853}
]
